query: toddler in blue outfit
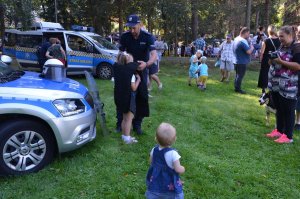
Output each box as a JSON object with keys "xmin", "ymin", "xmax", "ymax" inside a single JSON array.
[
  {"xmin": 196, "ymin": 56, "xmax": 208, "ymax": 90},
  {"xmin": 145, "ymin": 123, "xmax": 185, "ymax": 199}
]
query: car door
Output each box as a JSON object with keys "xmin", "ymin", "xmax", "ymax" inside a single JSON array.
[{"xmin": 65, "ymin": 33, "xmax": 94, "ymax": 74}]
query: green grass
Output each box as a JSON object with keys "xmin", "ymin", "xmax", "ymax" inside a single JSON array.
[{"xmin": 1, "ymin": 58, "xmax": 300, "ymax": 199}]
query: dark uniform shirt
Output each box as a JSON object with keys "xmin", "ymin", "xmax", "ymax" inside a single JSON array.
[
  {"xmin": 119, "ymin": 30, "xmax": 155, "ymax": 62},
  {"xmin": 118, "ymin": 30, "xmax": 155, "ymax": 118}
]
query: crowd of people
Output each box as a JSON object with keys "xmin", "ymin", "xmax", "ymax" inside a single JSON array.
[
  {"xmin": 113, "ymin": 12, "xmax": 300, "ymax": 198},
  {"xmin": 188, "ymin": 25, "xmax": 300, "ymax": 145}
]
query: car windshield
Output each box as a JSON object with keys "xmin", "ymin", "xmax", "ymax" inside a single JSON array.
[
  {"xmin": 0, "ymin": 61, "xmax": 13, "ymax": 77},
  {"xmin": 89, "ymin": 35, "xmax": 118, "ymax": 50}
]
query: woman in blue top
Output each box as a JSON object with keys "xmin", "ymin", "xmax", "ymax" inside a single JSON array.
[
  {"xmin": 146, "ymin": 123, "xmax": 185, "ymax": 199},
  {"xmin": 266, "ymin": 26, "xmax": 300, "ymax": 143},
  {"xmin": 188, "ymin": 50, "xmax": 202, "ymax": 86}
]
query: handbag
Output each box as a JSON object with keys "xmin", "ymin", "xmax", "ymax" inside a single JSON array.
[{"xmin": 214, "ymin": 59, "xmax": 221, "ymax": 67}]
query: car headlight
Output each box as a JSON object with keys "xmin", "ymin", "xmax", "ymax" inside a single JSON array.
[{"xmin": 53, "ymin": 99, "xmax": 85, "ymax": 117}]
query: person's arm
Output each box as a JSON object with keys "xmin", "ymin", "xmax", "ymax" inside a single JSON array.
[
  {"xmin": 118, "ymin": 33, "xmax": 126, "ymax": 52},
  {"xmin": 218, "ymin": 43, "xmax": 224, "ymax": 57},
  {"xmin": 173, "ymin": 159, "xmax": 185, "ymax": 174},
  {"xmin": 273, "ymin": 55, "xmax": 300, "ymax": 70},
  {"xmin": 45, "ymin": 50, "xmax": 52, "ymax": 59},
  {"xmin": 131, "ymin": 74, "xmax": 141, "ymax": 91},
  {"xmin": 246, "ymin": 43, "xmax": 254, "ymax": 55},
  {"xmin": 137, "ymin": 49, "xmax": 157, "ymax": 71},
  {"xmin": 137, "ymin": 34, "xmax": 157, "ymax": 70},
  {"xmin": 259, "ymin": 41, "xmax": 266, "ymax": 61},
  {"xmin": 60, "ymin": 46, "xmax": 66, "ymax": 60},
  {"xmin": 192, "ymin": 55, "xmax": 199, "ymax": 63}
]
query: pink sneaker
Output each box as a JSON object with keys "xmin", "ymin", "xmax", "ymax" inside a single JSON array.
[
  {"xmin": 266, "ymin": 129, "xmax": 282, "ymax": 138},
  {"xmin": 274, "ymin": 134, "xmax": 293, "ymax": 143}
]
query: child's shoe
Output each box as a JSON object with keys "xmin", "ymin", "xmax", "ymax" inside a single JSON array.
[
  {"xmin": 124, "ymin": 136, "xmax": 138, "ymax": 144},
  {"xmin": 274, "ymin": 134, "xmax": 293, "ymax": 143},
  {"xmin": 158, "ymin": 83, "xmax": 163, "ymax": 90},
  {"xmin": 266, "ymin": 129, "xmax": 282, "ymax": 138}
]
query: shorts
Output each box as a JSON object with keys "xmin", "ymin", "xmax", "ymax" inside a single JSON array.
[
  {"xmin": 145, "ymin": 191, "xmax": 184, "ymax": 199},
  {"xmin": 220, "ymin": 60, "xmax": 234, "ymax": 71},
  {"xmin": 199, "ymin": 76, "xmax": 208, "ymax": 84},
  {"xmin": 149, "ymin": 63, "xmax": 158, "ymax": 75}
]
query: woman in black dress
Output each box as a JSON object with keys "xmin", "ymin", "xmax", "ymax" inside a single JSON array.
[{"xmin": 258, "ymin": 25, "xmax": 281, "ymax": 94}]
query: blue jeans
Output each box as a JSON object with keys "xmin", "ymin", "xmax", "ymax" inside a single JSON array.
[
  {"xmin": 234, "ymin": 64, "xmax": 247, "ymax": 91},
  {"xmin": 145, "ymin": 191, "xmax": 184, "ymax": 199}
]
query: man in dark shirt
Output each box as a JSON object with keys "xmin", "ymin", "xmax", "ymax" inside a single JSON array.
[
  {"xmin": 38, "ymin": 38, "xmax": 51, "ymax": 71},
  {"xmin": 116, "ymin": 14, "xmax": 157, "ymax": 134}
]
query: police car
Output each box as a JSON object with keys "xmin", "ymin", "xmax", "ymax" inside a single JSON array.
[
  {"xmin": 0, "ymin": 55, "xmax": 97, "ymax": 175},
  {"xmin": 2, "ymin": 24, "xmax": 118, "ymax": 79}
]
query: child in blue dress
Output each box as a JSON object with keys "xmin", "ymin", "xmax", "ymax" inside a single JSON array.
[
  {"xmin": 188, "ymin": 50, "xmax": 202, "ymax": 86},
  {"xmin": 145, "ymin": 123, "xmax": 185, "ymax": 199}
]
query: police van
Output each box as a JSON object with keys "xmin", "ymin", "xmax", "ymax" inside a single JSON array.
[
  {"xmin": 0, "ymin": 55, "xmax": 97, "ymax": 175},
  {"xmin": 2, "ymin": 24, "xmax": 118, "ymax": 79}
]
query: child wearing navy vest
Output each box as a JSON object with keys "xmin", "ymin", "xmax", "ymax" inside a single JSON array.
[{"xmin": 145, "ymin": 123, "xmax": 185, "ymax": 199}]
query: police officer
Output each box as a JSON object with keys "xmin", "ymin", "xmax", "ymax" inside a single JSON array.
[{"xmin": 116, "ymin": 14, "xmax": 157, "ymax": 134}]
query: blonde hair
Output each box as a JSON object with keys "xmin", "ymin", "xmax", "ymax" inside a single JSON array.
[
  {"xmin": 116, "ymin": 52, "xmax": 133, "ymax": 65},
  {"xmin": 49, "ymin": 37, "xmax": 57, "ymax": 44},
  {"xmin": 267, "ymin": 25, "xmax": 277, "ymax": 36},
  {"xmin": 200, "ymin": 56, "xmax": 207, "ymax": 63},
  {"xmin": 156, "ymin": 123, "xmax": 177, "ymax": 147}
]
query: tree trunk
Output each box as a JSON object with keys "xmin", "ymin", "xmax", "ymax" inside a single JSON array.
[
  {"xmin": 0, "ymin": 2, "xmax": 5, "ymax": 39},
  {"xmin": 191, "ymin": 0, "xmax": 198, "ymax": 40},
  {"xmin": 255, "ymin": 9, "xmax": 260, "ymax": 30},
  {"xmin": 245, "ymin": 0, "xmax": 252, "ymax": 28},
  {"xmin": 118, "ymin": 0, "xmax": 124, "ymax": 36},
  {"xmin": 264, "ymin": 0, "xmax": 270, "ymax": 30}
]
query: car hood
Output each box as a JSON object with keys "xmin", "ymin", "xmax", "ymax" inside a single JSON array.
[
  {"xmin": 101, "ymin": 49, "xmax": 119, "ymax": 55},
  {"xmin": 0, "ymin": 71, "xmax": 88, "ymax": 99}
]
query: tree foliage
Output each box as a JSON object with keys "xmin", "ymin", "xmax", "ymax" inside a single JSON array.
[{"xmin": 1, "ymin": 0, "xmax": 299, "ymax": 45}]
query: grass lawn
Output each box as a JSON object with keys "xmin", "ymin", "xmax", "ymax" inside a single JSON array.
[{"xmin": 1, "ymin": 58, "xmax": 300, "ymax": 199}]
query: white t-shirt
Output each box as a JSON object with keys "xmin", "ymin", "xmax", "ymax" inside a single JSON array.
[
  {"xmin": 150, "ymin": 146, "xmax": 181, "ymax": 169},
  {"xmin": 131, "ymin": 75, "xmax": 136, "ymax": 83}
]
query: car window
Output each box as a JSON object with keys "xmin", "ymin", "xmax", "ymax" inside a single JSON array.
[
  {"xmin": 4, "ymin": 32, "xmax": 17, "ymax": 47},
  {"xmin": 67, "ymin": 34, "xmax": 93, "ymax": 53},
  {"xmin": 17, "ymin": 35, "xmax": 42, "ymax": 48},
  {"xmin": 89, "ymin": 35, "xmax": 118, "ymax": 50}
]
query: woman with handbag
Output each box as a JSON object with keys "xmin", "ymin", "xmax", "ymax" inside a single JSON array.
[{"xmin": 257, "ymin": 25, "xmax": 280, "ymax": 94}]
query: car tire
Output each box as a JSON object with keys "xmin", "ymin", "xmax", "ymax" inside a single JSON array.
[
  {"xmin": 0, "ymin": 120, "xmax": 55, "ymax": 175},
  {"xmin": 96, "ymin": 63, "xmax": 113, "ymax": 80}
]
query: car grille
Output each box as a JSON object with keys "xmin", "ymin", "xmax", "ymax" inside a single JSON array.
[{"xmin": 0, "ymin": 70, "xmax": 25, "ymax": 83}]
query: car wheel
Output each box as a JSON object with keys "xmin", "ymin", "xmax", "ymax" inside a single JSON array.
[
  {"xmin": 96, "ymin": 63, "xmax": 113, "ymax": 80},
  {"xmin": 0, "ymin": 120, "xmax": 55, "ymax": 175}
]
